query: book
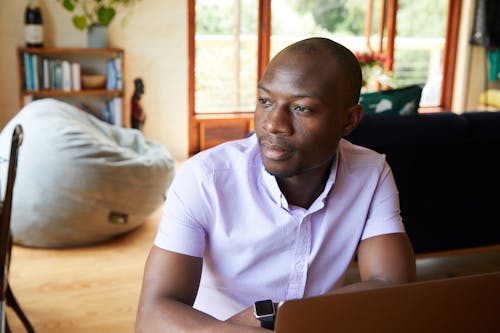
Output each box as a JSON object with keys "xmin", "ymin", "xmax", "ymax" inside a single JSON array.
[
  {"xmin": 61, "ymin": 60, "xmax": 72, "ymax": 91},
  {"xmin": 101, "ymin": 102, "xmax": 113, "ymax": 124},
  {"xmin": 43, "ymin": 58, "xmax": 50, "ymax": 90},
  {"xmin": 114, "ymin": 54, "xmax": 123, "ymax": 91},
  {"xmin": 111, "ymin": 97, "xmax": 122, "ymax": 126},
  {"xmin": 54, "ymin": 60, "xmax": 62, "ymax": 90},
  {"xmin": 32, "ymin": 54, "xmax": 40, "ymax": 91},
  {"xmin": 27, "ymin": 53, "xmax": 34, "ymax": 91},
  {"xmin": 71, "ymin": 62, "xmax": 81, "ymax": 91},
  {"xmin": 22, "ymin": 53, "xmax": 31, "ymax": 91},
  {"xmin": 106, "ymin": 59, "xmax": 117, "ymax": 90},
  {"xmin": 49, "ymin": 59, "xmax": 56, "ymax": 90}
]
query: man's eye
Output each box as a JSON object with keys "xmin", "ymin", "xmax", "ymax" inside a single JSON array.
[
  {"xmin": 258, "ymin": 98, "xmax": 272, "ymax": 106},
  {"xmin": 293, "ymin": 105, "xmax": 310, "ymax": 113}
]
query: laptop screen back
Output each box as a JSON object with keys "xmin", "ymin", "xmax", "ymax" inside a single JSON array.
[{"xmin": 275, "ymin": 272, "xmax": 500, "ymax": 333}]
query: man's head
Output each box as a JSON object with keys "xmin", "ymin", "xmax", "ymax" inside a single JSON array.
[{"xmin": 254, "ymin": 37, "xmax": 363, "ymax": 179}]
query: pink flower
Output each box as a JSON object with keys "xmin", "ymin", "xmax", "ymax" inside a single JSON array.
[{"xmin": 355, "ymin": 51, "xmax": 385, "ymax": 67}]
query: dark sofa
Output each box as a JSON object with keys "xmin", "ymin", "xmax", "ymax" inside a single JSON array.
[{"xmin": 345, "ymin": 111, "xmax": 500, "ymax": 254}]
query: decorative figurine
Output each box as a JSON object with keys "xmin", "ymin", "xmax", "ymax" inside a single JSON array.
[{"xmin": 131, "ymin": 78, "xmax": 145, "ymax": 130}]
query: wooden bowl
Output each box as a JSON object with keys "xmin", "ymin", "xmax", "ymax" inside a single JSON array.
[{"xmin": 82, "ymin": 75, "xmax": 106, "ymax": 89}]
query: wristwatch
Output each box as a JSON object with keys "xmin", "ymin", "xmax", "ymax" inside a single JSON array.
[{"xmin": 254, "ymin": 299, "xmax": 276, "ymax": 330}]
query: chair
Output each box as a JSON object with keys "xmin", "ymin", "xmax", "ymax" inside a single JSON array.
[
  {"xmin": 0, "ymin": 125, "xmax": 35, "ymax": 333},
  {"xmin": 0, "ymin": 99, "xmax": 175, "ymax": 248}
]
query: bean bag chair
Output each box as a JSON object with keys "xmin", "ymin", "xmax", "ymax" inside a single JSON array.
[{"xmin": 0, "ymin": 99, "xmax": 175, "ymax": 248}]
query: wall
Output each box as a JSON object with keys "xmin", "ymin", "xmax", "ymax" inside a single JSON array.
[{"xmin": 0, "ymin": 0, "xmax": 188, "ymax": 159}]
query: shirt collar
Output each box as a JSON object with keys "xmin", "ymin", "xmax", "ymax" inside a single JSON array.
[{"xmin": 259, "ymin": 152, "xmax": 339, "ymax": 213}]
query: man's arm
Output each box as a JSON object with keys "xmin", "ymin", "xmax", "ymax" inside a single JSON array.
[
  {"xmin": 332, "ymin": 232, "xmax": 416, "ymax": 294},
  {"xmin": 136, "ymin": 246, "xmax": 267, "ymax": 333}
]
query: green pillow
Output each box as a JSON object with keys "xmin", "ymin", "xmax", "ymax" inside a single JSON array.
[{"xmin": 359, "ymin": 84, "xmax": 423, "ymax": 116}]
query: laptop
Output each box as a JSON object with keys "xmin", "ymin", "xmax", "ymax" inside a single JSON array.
[{"xmin": 275, "ymin": 272, "xmax": 500, "ymax": 333}]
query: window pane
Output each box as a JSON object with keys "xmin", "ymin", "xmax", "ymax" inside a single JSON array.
[
  {"xmin": 270, "ymin": 0, "xmax": 383, "ymax": 91},
  {"xmin": 195, "ymin": 0, "xmax": 258, "ymax": 114},
  {"xmin": 271, "ymin": 0, "xmax": 448, "ymax": 106},
  {"xmin": 395, "ymin": 0, "xmax": 447, "ymax": 107},
  {"xmin": 270, "ymin": 0, "xmax": 374, "ymax": 59}
]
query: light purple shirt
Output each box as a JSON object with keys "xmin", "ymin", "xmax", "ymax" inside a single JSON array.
[{"xmin": 154, "ymin": 135, "xmax": 405, "ymax": 320}]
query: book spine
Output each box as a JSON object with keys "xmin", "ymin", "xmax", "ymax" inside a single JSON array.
[
  {"xmin": 112, "ymin": 97, "xmax": 122, "ymax": 127},
  {"xmin": 22, "ymin": 53, "xmax": 31, "ymax": 91},
  {"xmin": 49, "ymin": 59, "xmax": 56, "ymax": 90},
  {"xmin": 61, "ymin": 60, "xmax": 71, "ymax": 91},
  {"xmin": 115, "ymin": 55, "xmax": 123, "ymax": 91},
  {"xmin": 71, "ymin": 62, "xmax": 81, "ymax": 91},
  {"xmin": 54, "ymin": 60, "xmax": 62, "ymax": 90},
  {"xmin": 28, "ymin": 53, "xmax": 35, "ymax": 91},
  {"xmin": 33, "ymin": 54, "xmax": 40, "ymax": 91},
  {"xmin": 106, "ymin": 59, "xmax": 117, "ymax": 90},
  {"xmin": 42, "ymin": 58, "xmax": 50, "ymax": 90}
]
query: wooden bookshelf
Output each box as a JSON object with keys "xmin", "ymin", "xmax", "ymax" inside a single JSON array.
[
  {"xmin": 17, "ymin": 47, "xmax": 127, "ymax": 127},
  {"xmin": 24, "ymin": 89, "xmax": 123, "ymax": 97}
]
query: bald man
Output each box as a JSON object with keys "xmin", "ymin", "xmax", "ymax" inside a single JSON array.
[{"xmin": 136, "ymin": 37, "xmax": 415, "ymax": 333}]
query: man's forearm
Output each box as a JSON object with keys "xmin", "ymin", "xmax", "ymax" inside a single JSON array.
[{"xmin": 136, "ymin": 298, "xmax": 267, "ymax": 333}]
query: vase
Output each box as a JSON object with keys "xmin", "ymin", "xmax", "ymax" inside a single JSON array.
[{"xmin": 87, "ymin": 24, "xmax": 109, "ymax": 48}]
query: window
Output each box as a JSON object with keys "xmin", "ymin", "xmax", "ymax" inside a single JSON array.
[
  {"xmin": 194, "ymin": 0, "xmax": 258, "ymax": 113},
  {"xmin": 188, "ymin": 0, "xmax": 460, "ymax": 154}
]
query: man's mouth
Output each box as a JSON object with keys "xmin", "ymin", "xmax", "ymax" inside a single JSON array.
[{"xmin": 259, "ymin": 138, "xmax": 295, "ymax": 161}]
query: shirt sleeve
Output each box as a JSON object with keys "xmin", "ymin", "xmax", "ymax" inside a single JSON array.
[
  {"xmin": 361, "ymin": 161, "xmax": 405, "ymax": 240},
  {"xmin": 154, "ymin": 158, "xmax": 210, "ymax": 257}
]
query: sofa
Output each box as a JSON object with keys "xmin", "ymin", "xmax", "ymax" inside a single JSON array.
[{"xmin": 345, "ymin": 111, "xmax": 500, "ymax": 255}]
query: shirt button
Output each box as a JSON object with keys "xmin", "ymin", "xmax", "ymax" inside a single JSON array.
[{"xmin": 295, "ymin": 260, "xmax": 305, "ymax": 271}]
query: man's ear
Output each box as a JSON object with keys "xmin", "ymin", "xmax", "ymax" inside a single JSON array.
[{"xmin": 342, "ymin": 104, "xmax": 364, "ymax": 136}]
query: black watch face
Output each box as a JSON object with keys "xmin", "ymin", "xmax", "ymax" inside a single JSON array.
[{"xmin": 255, "ymin": 300, "xmax": 274, "ymax": 316}]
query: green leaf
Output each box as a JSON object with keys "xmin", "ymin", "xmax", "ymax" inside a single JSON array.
[
  {"xmin": 62, "ymin": 0, "xmax": 75, "ymax": 11},
  {"xmin": 97, "ymin": 6, "xmax": 116, "ymax": 27},
  {"xmin": 72, "ymin": 15, "xmax": 87, "ymax": 30}
]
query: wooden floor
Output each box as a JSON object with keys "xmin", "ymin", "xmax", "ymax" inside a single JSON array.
[
  {"xmin": 7, "ymin": 207, "xmax": 163, "ymax": 333},
  {"xmin": 6, "ymin": 203, "xmax": 500, "ymax": 332}
]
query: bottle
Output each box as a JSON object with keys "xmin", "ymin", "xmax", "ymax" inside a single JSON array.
[{"xmin": 24, "ymin": 0, "xmax": 43, "ymax": 47}]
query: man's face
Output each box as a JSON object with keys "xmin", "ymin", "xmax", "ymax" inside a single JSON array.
[{"xmin": 254, "ymin": 53, "xmax": 350, "ymax": 178}]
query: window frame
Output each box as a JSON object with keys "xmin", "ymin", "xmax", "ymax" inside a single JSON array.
[{"xmin": 188, "ymin": 0, "xmax": 461, "ymax": 155}]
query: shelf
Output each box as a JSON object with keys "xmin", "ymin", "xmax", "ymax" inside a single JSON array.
[
  {"xmin": 23, "ymin": 89, "xmax": 123, "ymax": 97},
  {"xmin": 18, "ymin": 47, "xmax": 123, "ymax": 56},
  {"xmin": 17, "ymin": 47, "xmax": 126, "ymax": 126}
]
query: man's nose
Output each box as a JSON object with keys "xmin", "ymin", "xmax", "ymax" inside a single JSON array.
[{"xmin": 263, "ymin": 104, "xmax": 293, "ymax": 135}]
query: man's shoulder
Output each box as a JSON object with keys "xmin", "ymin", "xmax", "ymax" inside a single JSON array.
[
  {"xmin": 339, "ymin": 138, "xmax": 387, "ymax": 171},
  {"xmin": 186, "ymin": 135, "xmax": 260, "ymax": 175}
]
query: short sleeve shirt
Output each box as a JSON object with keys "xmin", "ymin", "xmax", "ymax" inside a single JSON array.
[{"xmin": 154, "ymin": 135, "xmax": 405, "ymax": 320}]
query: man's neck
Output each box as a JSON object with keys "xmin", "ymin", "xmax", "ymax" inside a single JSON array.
[{"xmin": 276, "ymin": 159, "xmax": 333, "ymax": 209}]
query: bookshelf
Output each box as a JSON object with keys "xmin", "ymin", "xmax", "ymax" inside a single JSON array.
[{"xmin": 17, "ymin": 47, "xmax": 126, "ymax": 127}]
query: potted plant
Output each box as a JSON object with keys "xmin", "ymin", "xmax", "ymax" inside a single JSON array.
[{"xmin": 58, "ymin": 0, "xmax": 139, "ymax": 47}]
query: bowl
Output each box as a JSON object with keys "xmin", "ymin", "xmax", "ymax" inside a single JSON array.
[{"xmin": 82, "ymin": 75, "xmax": 107, "ymax": 89}]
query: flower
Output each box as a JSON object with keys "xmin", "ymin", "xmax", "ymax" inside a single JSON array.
[
  {"xmin": 354, "ymin": 51, "xmax": 386, "ymax": 67},
  {"xmin": 354, "ymin": 51, "xmax": 394, "ymax": 91}
]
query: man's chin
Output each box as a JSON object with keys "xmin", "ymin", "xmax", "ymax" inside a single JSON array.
[{"xmin": 263, "ymin": 164, "xmax": 299, "ymax": 179}]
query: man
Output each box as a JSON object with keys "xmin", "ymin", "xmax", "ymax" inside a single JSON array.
[{"xmin": 136, "ymin": 37, "xmax": 416, "ymax": 332}]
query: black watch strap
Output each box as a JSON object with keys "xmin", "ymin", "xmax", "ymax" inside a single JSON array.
[
  {"xmin": 254, "ymin": 299, "xmax": 276, "ymax": 330},
  {"xmin": 260, "ymin": 316, "xmax": 275, "ymax": 330}
]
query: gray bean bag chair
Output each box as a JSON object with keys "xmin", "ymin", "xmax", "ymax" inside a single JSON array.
[{"xmin": 0, "ymin": 99, "xmax": 175, "ymax": 248}]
